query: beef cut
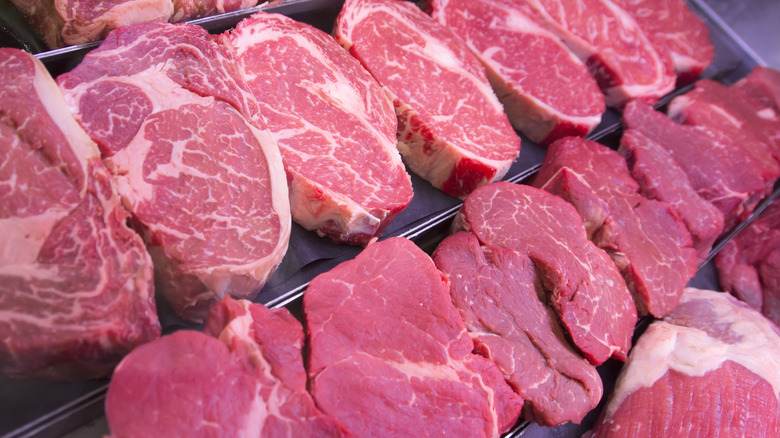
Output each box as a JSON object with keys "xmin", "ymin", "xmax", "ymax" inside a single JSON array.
[
  {"xmin": 518, "ymin": 0, "xmax": 676, "ymax": 107},
  {"xmin": 622, "ymin": 100, "xmax": 778, "ymax": 231},
  {"xmin": 586, "ymin": 288, "xmax": 780, "ymax": 437},
  {"xmin": 107, "ymin": 297, "xmax": 345, "ymax": 437},
  {"xmin": 0, "ymin": 48, "xmax": 160, "ymax": 380},
  {"xmin": 334, "ymin": 0, "xmax": 521, "ymax": 198},
  {"xmin": 454, "ymin": 182, "xmax": 637, "ymax": 365},
  {"xmin": 305, "ymin": 237, "xmax": 523, "ymax": 437},
  {"xmin": 58, "ymin": 22, "xmax": 291, "ymax": 322},
  {"xmin": 533, "ymin": 137, "xmax": 699, "ymax": 317},
  {"xmin": 226, "ymin": 12, "xmax": 413, "ymax": 245},
  {"xmin": 433, "ymin": 232, "xmax": 603, "ymax": 426},
  {"xmin": 619, "ymin": 129, "xmax": 725, "ymax": 261},
  {"xmin": 735, "ymin": 66, "xmax": 780, "ymax": 111},
  {"xmin": 427, "ymin": 0, "xmax": 605, "ymax": 145},
  {"xmin": 715, "ymin": 199, "xmax": 780, "ymax": 325},
  {"xmin": 611, "ymin": 0, "xmax": 714, "ymax": 85},
  {"xmin": 171, "ymin": 0, "xmax": 258, "ymax": 22}
]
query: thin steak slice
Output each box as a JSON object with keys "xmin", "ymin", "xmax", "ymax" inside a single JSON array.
[
  {"xmin": 226, "ymin": 12, "xmax": 413, "ymax": 245},
  {"xmin": 427, "ymin": 0, "xmax": 605, "ymax": 145},
  {"xmin": 454, "ymin": 182, "xmax": 636, "ymax": 365},
  {"xmin": 619, "ymin": 129, "xmax": 725, "ymax": 261},
  {"xmin": 533, "ymin": 137, "xmax": 698, "ymax": 317},
  {"xmin": 305, "ymin": 237, "xmax": 523, "ymax": 437},
  {"xmin": 107, "ymin": 297, "xmax": 345, "ymax": 437},
  {"xmin": 622, "ymin": 100, "xmax": 777, "ymax": 231},
  {"xmin": 586, "ymin": 288, "xmax": 780, "ymax": 437},
  {"xmin": 715, "ymin": 199, "xmax": 780, "ymax": 326},
  {"xmin": 433, "ymin": 232, "xmax": 603, "ymax": 426},
  {"xmin": 334, "ymin": 0, "xmax": 521, "ymax": 198},
  {"xmin": 0, "ymin": 48, "xmax": 159, "ymax": 380},
  {"xmin": 58, "ymin": 22, "xmax": 290, "ymax": 322},
  {"xmin": 518, "ymin": 0, "xmax": 675, "ymax": 107},
  {"xmin": 611, "ymin": 0, "xmax": 714, "ymax": 85}
]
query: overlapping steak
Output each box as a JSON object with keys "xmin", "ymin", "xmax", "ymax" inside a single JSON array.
[
  {"xmin": 454, "ymin": 182, "xmax": 636, "ymax": 365},
  {"xmin": 0, "ymin": 48, "xmax": 159, "ymax": 380},
  {"xmin": 226, "ymin": 12, "xmax": 413, "ymax": 244},
  {"xmin": 619, "ymin": 129, "xmax": 725, "ymax": 261},
  {"xmin": 427, "ymin": 0, "xmax": 605, "ymax": 145},
  {"xmin": 735, "ymin": 66, "xmax": 780, "ymax": 111},
  {"xmin": 334, "ymin": 0, "xmax": 521, "ymax": 198},
  {"xmin": 586, "ymin": 288, "xmax": 780, "ymax": 437},
  {"xmin": 517, "ymin": 0, "xmax": 675, "ymax": 107},
  {"xmin": 611, "ymin": 0, "xmax": 714, "ymax": 85},
  {"xmin": 433, "ymin": 232, "xmax": 602, "ymax": 426},
  {"xmin": 107, "ymin": 297, "xmax": 344, "ymax": 437},
  {"xmin": 623, "ymin": 100, "xmax": 778, "ymax": 231},
  {"xmin": 715, "ymin": 199, "xmax": 780, "ymax": 325},
  {"xmin": 305, "ymin": 237, "xmax": 523, "ymax": 437},
  {"xmin": 58, "ymin": 22, "xmax": 290, "ymax": 322},
  {"xmin": 533, "ymin": 137, "xmax": 699, "ymax": 317}
]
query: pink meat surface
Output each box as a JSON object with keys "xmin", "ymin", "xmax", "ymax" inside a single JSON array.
[
  {"xmin": 427, "ymin": 0, "xmax": 605, "ymax": 145},
  {"xmin": 226, "ymin": 12, "xmax": 412, "ymax": 244},
  {"xmin": 305, "ymin": 237, "xmax": 523, "ymax": 437},
  {"xmin": 0, "ymin": 48, "xmax": 159, "ymax": 380},
  {"xmin": 454, "ymin": 182, "xmax": 637, "ymax": 365},
  {"xmin": 334, "ymin": 0, "xmax": 521, "ymax": 198}
]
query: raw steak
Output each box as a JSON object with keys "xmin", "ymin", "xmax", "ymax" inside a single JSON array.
[
  {"xmin": 171, "ymin": 0, "xmax": 258, "ymax": 22},
  {"xmin": 622, "ymin": 100, "xmax": 777, "ymax": 231},
  {"xmin": 10, "ymin": 0, "xmax": 174, "ymax": 48},
  {"xmin": 334, "ymin": 0, "xmax": 521, "ymax": 198},
  {"xmin": 619, "ymin": 129, "xmax": 725, "ymax": 261},
  {"xmin": 0, "ymin": 48, "xmax": 159, "ymax": 380},
  {"xmin": 58, "ymin": 22, "xmax": 291, "ymax": 322},
  {"xmin": 226, "ymin": 12, "xmax": 413, "ymax": 245},
  {"xmin": 453, "ymin": 182, "xmax": 637, "ymax": 365},
  {"xmin": 433, "ymin": 232, "xmax": 602, "ymax": 426},
  {"xmin": 533, "ymin": 137, "xmax": 699, "ymax": 317},
  {"xmin": 305, "ymin": 237, "xmax": 523, "ymax": 437},
  {"xmin": 668, "ymin": 78, "xmax": 780, "ymax": 163},
  {"xmin": 735, "ymin": 66, "xmax": 780, "ymax": 111},
  {"xmin": 107, "ymin": 298, "xmax": 345, "ymax": 437},
  {"xmin": 611, "ymin": 0, "xmax": 714, "ymax": 85},
  {"xmin": 427, "ymin": 0, "xmax": 605, "ymax": 145},
  {"xmin": 586, "ymin": 288, "xmax": 780, "ymax": 437},
  {"xmin": 518, "ymin": 0, "xmax": 676, "ymax": 107},
  {"xmin": 715, "ymin": 199, "xmax": 780, "ymax": 325}
]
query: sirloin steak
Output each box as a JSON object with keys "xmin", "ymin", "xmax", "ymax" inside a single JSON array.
[
  {"xmin": 586, "ymin": 288, "xmax": 780, "ymax": 437},
  {"xmin": 226, "ymin": 12, "xmax": 413, "ymax": 245},
  {"xmin": 334, "ymin": 0, "xmax": 521, "ymax": 198},
  {"xmin": 305, "ymin": 237, "xmax": 523, "ymax": 437},
  {"xmin": 427, "ymin": 0, "xmax": 605, "ymax": 146},
  {"xmin": 433, "ymin": 232, "xmax": 603, "ymax": 426},
  {"xmin": 107, "ymin": 297, "xmax": 345, "ymax": 437},
  {"xmin": 533, "ymin": 137, "xmax": 699, "ymax": 318},
  {"xmin": 0, "ymin": 48, "xmax": 160, "ymax": 380},
  {"xmin": 58, "ymin": 22, "xmax": 291, "ymax": 322},
  {"xmin": 454, "ymin": 182, "xmax": 637, "ymax": 365}
]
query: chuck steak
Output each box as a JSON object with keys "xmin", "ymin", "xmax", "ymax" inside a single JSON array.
[
  {"xmin": 58, "ymin": 22, "xmax": 291, "ymax": 322},
  {"xmin": 433, "ymin": 232, "xmax": 602, "ymax": 426},
  {"xmin": 586, "ymin": 288, "xmax": 780, "ymax": 437},
  {"xmin": 305, "ymin": 237, "xmax": 523, "ymax": 437},
  {"xmin": 622, "ymin": 100, "xmax": 778, "ymax": 231},
  {"xmin": 334, "ymin": 0, "xmax": 521, "ymax": 198},
  {"xmin": 619, "ymin": 129, "xmax": 725, "ymax": 261},
  {"xmin": 226, "ymin": 12, "xmax": 413, "ymax": 245},
  {"xmin": 518, "ymin": 0, "xmax": 676, "ymax": 107},
  {"xmin": 611, "ymin": 0, "xmax": 714, "ymax": 85},
  {"xmin": 427, "ymin": 0, "xmax": 605, "ymax": 145},
  {"xmin": 454, "ymin": 182, "xmax": 637, "ymax": 365},
  {"xmin": 107, "ymin": 297, "xmax": 345, "ymax": 437},
  {"xmin": 533, "ymin": 137, "xmax": 699, "ymax": 317},
  {"xmin": 715, "ymin": 199, "xmax": 780, "ymax": 325},
  {"xmin": 0, "ymin": 48, "xmax": 160, "ymax": 380}
]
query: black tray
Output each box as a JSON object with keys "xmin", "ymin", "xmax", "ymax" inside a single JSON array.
[{"xmin": 0, "ymin": 0, "xmax": 776, "ymax": 436}]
